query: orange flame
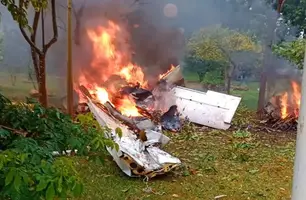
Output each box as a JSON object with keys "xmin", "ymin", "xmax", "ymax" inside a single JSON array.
[
  {"xmin": 76, "ymin": 21, "xmax": 178, "ymax": 117},
  {"xmin": 96, "ymin": 87, "xmax": 109, "ymax": 104},
  {"xmin": 292, "ymin": 81, "xmax": 301, "ymax": 117},
  {"xmin": 280, "ymin": 92, "xmax": 288, "ymax": 119},
  {"xmin": 159, "ymin": 64, "xmax": 176, "ymax": 80},
  {"xmin": 279, "ymin": 81, "xmax": 301, "ymax": 119},
  {"xmin": 77, "ymin": 20, "xmax": 149, "ymax": 116},
  {"xmin": 117, "ymin": 98, "xmax": 139, "ymax": 116}
]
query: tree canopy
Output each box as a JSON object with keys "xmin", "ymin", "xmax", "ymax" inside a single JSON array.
[
  {"xmin": 1, "ymin": 0, "xmax": 48, "ymax": 28},
  {"xmin": 273, "ymin": 39, "xmax": 305, "ymax": 68},
  {"xmin": 187, "ymin": 25, "xmax": 260, "ymax": 63},
  {"xmin": 274, "ymin": 0, "xmax": 306, "ymax": 37},
  {"xmin": 185, "ymin": 26, "xmax": 260, "ymax": 92}
]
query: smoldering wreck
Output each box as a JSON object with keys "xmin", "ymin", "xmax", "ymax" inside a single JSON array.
[{"xmin": 57, "ymin": 1, "xmax": 242, "ymax": 178}]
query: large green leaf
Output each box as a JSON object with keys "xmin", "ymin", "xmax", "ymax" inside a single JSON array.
[
  {"xmin": 46, "ymin": 183, "xmax": 55, "ymax": 200},
  {"xmin": 5, "ymin": 168, "xmax": 15, "ymax": 186}
]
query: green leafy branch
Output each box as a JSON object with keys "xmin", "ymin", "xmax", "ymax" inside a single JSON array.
[
  {"xmin": 0, "ymin": 93, "xmax": 120, "ymax": 199},
  {"xmin": 273, "ymin": 39, "xmax": 305, "ymax": 69}
]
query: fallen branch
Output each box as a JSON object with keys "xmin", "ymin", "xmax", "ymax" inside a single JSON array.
[
  {"xmin": 262, "ymin": 114, "xmax": 297, "ymax": 131},
  {"xmin": 78, "ymin": 85, "xmax": 140, "ymax": 131},
  {"xmin": 103, "ymin": 102, "xmax": 138, "ymax": 130},
  {"xmin": 79, "ymin": 85, "xmax": 93, "ymax": 99},
  {"xmin": 0, "ymin": 125, "xmax": 28, "ymax": 137}
]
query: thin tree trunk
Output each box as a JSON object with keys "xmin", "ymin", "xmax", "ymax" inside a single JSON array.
[
  {"xmin": 218, "ymin": 46, "xmax": 236, "ymax": 94},
  {"xmin": 257, "ymin": 71, "xmax": 267, "ymax": 114},
  {"xmin": 257, "ymin": 0, "xmax": 283, "ymax": 113},
  {"xmin": 31, "ymin": 47, "xmax": 39, "ymax": 83},
  {"xmin": 72, "ymin": 1, "xmax": 85, "ymax": 46},
  {"xmin": 197, "ymin": 71, "xmax": 205, "ymax": 82},
  {"xmin": 257, "ymin": 42, "xmax": 272, "ymax": 114},
  {"xmin": 38, "ymin": 55, "xmax": 47, "ymax": 107},
  {"xmin": 30, "ymin": 12, "xmax": 40, "ymax": 83},
  {"xmin": 226, "ymin": 64, "xmax": 235, "ymax": 94},
  {"xmin": 224, "ymin": 67, "xmax": 228, "ymax": 89},
  {"xmin": 226, "ymin": 76, "xmax": 231, "ymax": 94},
  {"xmin": 19, "ymin": 0, "xmax": 58, "ymax": 107}
]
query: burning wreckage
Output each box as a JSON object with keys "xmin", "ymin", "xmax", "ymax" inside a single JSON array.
[
  {"xmin": 76, "ymin": 65, "xmax": 242, "ymax": 178},
  {"xmin": 262, "ymin": 80, "xmax": 301, "ymax": 131},
  {"xmin": 72, "ymin": 20, "xmax": 241, "ymax": 178}
]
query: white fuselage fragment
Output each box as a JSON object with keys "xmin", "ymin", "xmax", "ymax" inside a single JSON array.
[
  {"xmin": 86, "ymin": 98, "xmax": 181, "ymax": 177},
  {"xmin": 165, "ymin": 86, "xmax": 241, "ymax": 130}
]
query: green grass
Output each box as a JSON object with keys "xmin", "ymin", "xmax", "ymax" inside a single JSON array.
[
  {"xmin": 73, "ymin": 127, "xmax": 294, "ymax": 200},
  {"xmin": 184, "ymin": 71, "xmax": 201, "ymax": 82},
  {"xmin": 0, "ymin": 71, "xmax": 64, "ymax": 106},
  {"xmin": 0, "ymin": 71, "xmax": 294, "ymax": 200},
  {"xmin": 232, "ymin": 82, "xmax": 259, "ymax": 110}
]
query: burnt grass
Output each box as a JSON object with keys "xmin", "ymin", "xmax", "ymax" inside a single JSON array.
[{"xmin": 73, "ymin": 114, "xmax": 295, "ymax": 200}]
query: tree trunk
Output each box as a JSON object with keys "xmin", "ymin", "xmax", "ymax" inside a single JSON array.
[
  {"xmin": 197, "ymin": 71, "xmax": 205, "ymax": 82},
  {"xmin": 218, "ymin": 47, "xmax": 235, "ymax": 94},
  {"xmin": 38, "ymin": 54, "xmax": 47, "ymax": 107},
  {"xmin": 257, "ymin": 71, "xmax": 267, "ymax": 114},
  {"xmin": 31, "ymin": 47, "xmax": 39, "ymax": 83},
  {"xmin": 257, "ymin": 3, "xmax": 281, "ymax": 114},
  {"xmin": 257, "ymin": 45, "xmax": 271, "ymax": 114},
  {"xmin": 29, "ymin": 11, "xmax": 40, "ymax": 83},
  {"xmin": 226, "ymin": 76, "xmax": 231, "ymax": 94},
  {"xmin": 225, "ymin": 64, "xmax": 235, "ymax": 94},
  {"xmin": 224, "ymin": 67, "xmax": 228, "ymax": 89},
  {"xmin": 74, "ymin": 20, "xmax": 81, "ymax": 45},
  {"xmin": 73, "ymin": 1, "xmax": 85, "ymax": 46},
  {"xmin": 18, "ymin": 0, "xmax": 58, "ymax": 108}
]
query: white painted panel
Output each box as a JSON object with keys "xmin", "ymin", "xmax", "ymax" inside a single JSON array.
[{"xmin": 170, "ymin": 87, "xmax": 241, "ymax": 130}]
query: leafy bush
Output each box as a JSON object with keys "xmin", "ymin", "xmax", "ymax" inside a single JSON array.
[
  {"xmin": 183, "ymin": 53, "xmax": 225, "ymax": 84},
  {"xmin": 273, "ymin": 39, "xmax": 305, "ymax": 69},
  {"xmin": 0, "ymin": 93, "xmax": 118, "ymax": 200}
]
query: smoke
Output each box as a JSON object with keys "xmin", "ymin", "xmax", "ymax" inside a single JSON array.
[
  {"xmin": 0, "ymin": 0, "xmax": 301, "ymax": 94},
  {"xmin": 69, "ymin": 0, "xmax": 186, "ymax": 86},
  {"xmin": 67, "ymin": 0, "xmax": 299, "ymax": 78},
  {"xmin": 126, "ymin": 8, "xmax": 185, "ymax": 81},
  {"xmin": 46, "ymin": 0, "xmax": 187, "ymax": 89}
]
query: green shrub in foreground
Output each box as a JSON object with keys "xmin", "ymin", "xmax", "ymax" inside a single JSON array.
[{"xmin": 0, "ymin": 94, "xmax": 118, "ymax": 200}]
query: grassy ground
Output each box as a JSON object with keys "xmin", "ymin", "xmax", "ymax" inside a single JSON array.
[
  {"xmin": 0, "ymin": 71, "xmax": 64, "ymax": 106},
  {"xmin": 232, "ymin": 82, "xmax": 259, "ymax": 110},
  {"xmin": 0, "ymin": 71, "xmax": 295, "ymax": 200},
  {"xmin": 72, "ymin": 73, "xmax": 293, "ymax": 200},
  {"xmin": 74, "ymin": 126, "xmax": 294, "ymax": 200}
]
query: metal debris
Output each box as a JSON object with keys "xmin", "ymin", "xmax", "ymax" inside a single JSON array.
[
  {"xmin": 158, "ymin": 85, "xmax": 241, "ymax": 130},
  {"xmin": 160, "ymin": 105, "xmax": 181, "ymax": 132},
  {"xmin": 87, "ymin": 98, "xmax": 181, "ymax": 178}
]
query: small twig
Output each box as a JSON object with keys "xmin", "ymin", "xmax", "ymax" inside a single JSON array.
[{"xmin": 0, "ymin": 125, "xmax": 28, "ymax": 137}]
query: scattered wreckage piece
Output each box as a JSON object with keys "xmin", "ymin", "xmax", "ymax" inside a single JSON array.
[
  {"xmin": 79, "ymin": 85, "xmax": 160, "ymax": 133},
  {"xmin": 86, "ymin": 98, "xmax": 181, "ymax": 178},
  {"xmin": 119, "ymin": 83, "xmax": 155, "ymax": 110},
  {"xmin": 155, "ymin": 65, "xmax": 241, "ymax": 130},
  {"xmin": 160, "ymin": 65, "xmax": 185, "ymax": 86},
  {"xmin": 110, "ymin": 82, "xmax": 182, "ymax": 132},
  {"xmin": 171, "ymin": 87, "xmax": 241, "ymax": 130},
  {"xmin": 154, "ymin": 84, "xmax": 241, "ymax": 130},
  {"xmin": 160, "ymin": 105, "xmax": 181, "ymax": 132}
]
